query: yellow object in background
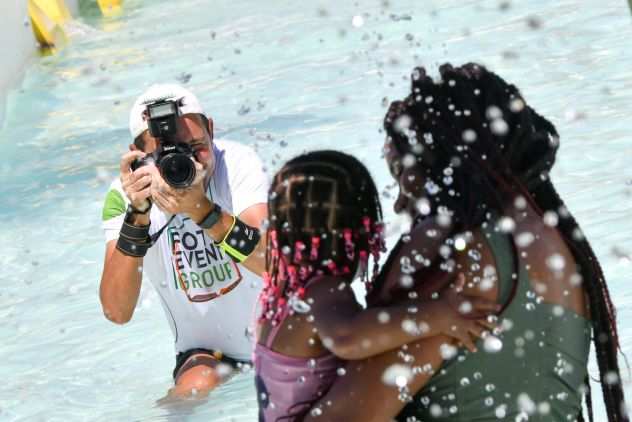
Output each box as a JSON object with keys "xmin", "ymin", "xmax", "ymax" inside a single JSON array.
[
  {"xmin": 97, "ymin": 0, "xmax": 122, "ymax": 17},
  {"xmin": 28, "ymin": 0, "xmax": 71, "ymax": 48}
]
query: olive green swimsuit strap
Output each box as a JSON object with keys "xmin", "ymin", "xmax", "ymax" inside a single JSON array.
[
  {"xmin": 396, "ymin": 223, "xmax": 591, "ymax": 422},
  {"xmin": 482, "ymin": 222, "xmax": 518, "ymax": 309}
]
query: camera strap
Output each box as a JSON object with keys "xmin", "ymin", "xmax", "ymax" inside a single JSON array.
[{"xmin": 149, "ymin": 215, "xmax": 176, "ymax": 245}]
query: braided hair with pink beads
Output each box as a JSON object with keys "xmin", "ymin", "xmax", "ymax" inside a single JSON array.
[{"xmin": 259, "ymin": 150, "xmax": 385, "ymax": 326}]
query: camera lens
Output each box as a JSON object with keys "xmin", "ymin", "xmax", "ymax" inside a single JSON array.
[{"xmin": 160, "ymin": 153, "xmax": 195, "ymax": 188}]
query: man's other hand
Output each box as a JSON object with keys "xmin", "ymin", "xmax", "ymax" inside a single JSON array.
[
  {"xmin": 151, "ymin": 160, "xmax": 209, "ymax": 217},
  {"xmin": 120, "ymin": 151, "xmax": 154, "ymax": 210}
]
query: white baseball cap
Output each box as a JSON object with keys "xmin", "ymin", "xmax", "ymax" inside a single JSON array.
[{"xmin": 128, "ymin": 84, "xmax": 205, "ymax": 139}]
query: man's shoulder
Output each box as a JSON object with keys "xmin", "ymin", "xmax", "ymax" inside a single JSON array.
[
  {"xmin": 102, "ymin": 177, "xmax": 127, "ymax": 222},
  {"xmin": 107, "ymin": 177, "xmax": 123, "ymax": 190}
]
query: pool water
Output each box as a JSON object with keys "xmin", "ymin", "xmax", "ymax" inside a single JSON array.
[{"xmin": 0, "ymin": 0, "xmax": 631, "ymax": 420}]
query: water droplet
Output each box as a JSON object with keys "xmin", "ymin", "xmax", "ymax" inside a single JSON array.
[
  {"xmin": 538, "ymin": 401, "xmax": 551, "ymax": 415},
  {"xmin": 402, "ymin": 154, "xmax": 416, "ymax": 168},
  {"xmin": 468, "ymin": 249, "xmax": 482, "ymax": 261},
  {"xmin": 604, "ymin": 371, "xmax": 619, "ymax": 385},
  {"xmin": 570, "ymin": 273, "xmax": 583, "ymax": 286},
  {"xmin": 495, "ymin": 404, "xmax": 507, "ymax": 418},
  {"xmin": 425, "ymin": 180, "xmax": 441, "ymax": 195},
  {"xmin": 485, "ymin": 397, "xmax": 494, "ymax": 406},
  {"xmin": 454, "ymin": 236, "xmax": 467, "ymax": 251},
  {"xmin": 430, "ymin": 404, "xmax": 443, "ymax": 417},
  {"xmin": 290, "ymin": 297, "xmax": 312, "ymax": 314},
  {"xmin": 486, "ymin": 106, "xmax": 502, "ymax": 120},
  {"xmin": 351, "ymin": 15, "xmax": 364, "ymax": 27},
  {"xmin": 546, "ymin": 254, "xmax": 565, "ymax": 271},
  {"xmin": 440, "ymin": 343, "xmax": 458, "ymax": 359},
  {"xmin": 497, "ymin": 217, "xmax": 516, "ymax": 233},
  {"xmin": 490, "ymin": 119, "xmax": 509, "ymax": 136},
  {"xmin": 462, "ymin": 129, "xmax": 477, "ymax": 143},
  {"xmin": 336, "ymin": 367, "xmax": 346, "ymax": 376},
  {"xmin": 483, "ymin": 336, "xmax": 503, "ymax": 353},
  {"xmin": 310, "ymin": 407, "xmax": 323, "ymax": 417},
  {"xmin": 382, "ymin": 364, "xmax": 413, "ymax": 387},
  {"xmin": 416, "ymin": 198, "xmax": 431, "ymax": 215},
  {"xmin": 543, "ymin": 211, "xmax": 559, "ymax": 227},
  {"xmin": 460, "ymin": 377, "xmax": 470, "ymax": 386},
  {"xmin": 401, "ymin": 319, "xmax": 420, "ymax": 335},
  {"xmin": 458, "ymin": 301, "xmax": 473, "ymax": 314},
  {"xmin": 378, "ymin": 311, "xmax": 391, "ymax": 324},
  {"xmin": 510, "ymin": 98, "xmax": 525, "ymax": 112},
  {"xmin": 516, "ymin": 232, "xmax": 535, "ymax": 248}
]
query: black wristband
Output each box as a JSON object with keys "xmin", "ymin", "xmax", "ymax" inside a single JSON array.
[
  {"xmin": 219, "ymin": 217, "xmax": 261, "ymax": 262},
  {"xmin": 198, "ymin": 203, "xmax": 222, "ymax": 229},
  {"xmin": 117, "ymin": 217, "xmax": 152, "ymax": 257},
  {"xmin": 120, "ymin": 220, "xmax": 150, "ymax": 241},
  {"xmin": 116, "ymin": 236, "xmax": 151, "ymax": 257}
]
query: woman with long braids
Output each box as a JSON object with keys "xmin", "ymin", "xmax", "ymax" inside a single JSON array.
[
  {"xmin": 304, "ymin": 64, "xmax": 627, "ymax": 421},
  {"xmin": 254, "ymin": 150, "xmax": 498, "ymax": 422}
]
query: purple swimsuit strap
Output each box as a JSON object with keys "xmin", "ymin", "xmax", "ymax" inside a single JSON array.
[{"xmin": 264, "ymin": 276, "xmax": 326, "ymax": 349}]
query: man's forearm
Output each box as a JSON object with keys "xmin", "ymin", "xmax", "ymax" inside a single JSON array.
[
  {"xmin": 100, "ymin": 245, "xmax": 143, "ymax": 324},
  {"xmin": 188, "ymin": 201, "xmax": 266, "ymax": 275},
  {"xmin": 100, "ymin": 210, "xmax": 150, "ymax": 324}
]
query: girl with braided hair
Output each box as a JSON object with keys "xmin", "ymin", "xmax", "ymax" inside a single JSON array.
[
  {"xmin": 304, "ymin": 64, "xmax": 627, "ymax": 422},
  {"xmin": 254, "ymin": 150, "xmax": 498, "ymax": 422}
]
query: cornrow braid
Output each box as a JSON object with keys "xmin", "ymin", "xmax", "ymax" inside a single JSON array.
[
  {"xmin": 260, "ymin": 150, "xmax": 385, "ymax": 325},
  {"xmin": 384, "ymin": 62, "xmax": 627, "ymax": 422}
]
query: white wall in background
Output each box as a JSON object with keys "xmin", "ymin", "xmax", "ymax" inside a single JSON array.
[{"xmin": 0, "ymin": 1, "xmax": 37, "ymax": 128}]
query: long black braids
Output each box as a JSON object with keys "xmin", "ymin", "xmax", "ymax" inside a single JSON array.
[{"xmin": 383, "ymin": 62, "xmax": 627, "ymax": 421}]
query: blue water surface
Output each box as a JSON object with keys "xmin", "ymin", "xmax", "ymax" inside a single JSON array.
[{"xmin": 0, "ymin": 0, "xmax": 631, "ymax": 420}]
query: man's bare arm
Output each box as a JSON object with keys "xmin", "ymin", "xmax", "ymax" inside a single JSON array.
[
  {"xmin": 99, "ymin": 239, "xmax": 144, "ymax": 324},
  {"xmin": 187, "ymin": 201, "xmax": 267, "ymax": 276},
  {"xmin": 99, "ymin": 151, "xmax": 152, "ymax": 324}
]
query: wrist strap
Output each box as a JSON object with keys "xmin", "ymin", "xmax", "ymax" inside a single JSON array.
[
  {"xmin": 116, "ymin": 235, "xmax": 151, "ymax": 257},
  {"xmin": 218, "ymin": 216, "xmax": 260, "ymax": 262},
  {"xmin": 120, "ymin": 221, "xmax": 150, "ymax": 240},
  {"xmin": 117, "ymin": 207, "xmax": 176, "ymax": 257}
]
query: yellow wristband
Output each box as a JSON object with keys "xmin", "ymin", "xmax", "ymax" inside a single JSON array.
[
  {"xmin": 217, "ymin": 214, "xmax": 259, "ymax": 263},
  {"xmin": 220, "ymin": 215, "xmax": 237, "ymax": 244}
]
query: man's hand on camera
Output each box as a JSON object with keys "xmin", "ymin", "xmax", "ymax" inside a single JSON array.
[
  {"xmin": 151, "ymin": 160, "xmax": 209, "ymax": 217},
  {"xmin": 120, "ymin": 151, "xmax": 154, "ymax": 211}
]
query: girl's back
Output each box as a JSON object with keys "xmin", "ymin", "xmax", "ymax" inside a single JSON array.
[
  {"xmin": 256, "ymin": 289, "xmax": 342, "ymax": 422},
  {"xmin": 398, "ymin": 203, "xmax": 591, "ymax": 421}
]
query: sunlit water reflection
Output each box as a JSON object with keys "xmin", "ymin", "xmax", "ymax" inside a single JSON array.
[{"xmin": 1, "ymin": 0, "xmax": 631, "ymax": 420}]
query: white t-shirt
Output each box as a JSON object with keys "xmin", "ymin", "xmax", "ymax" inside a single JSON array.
[{"xmin": 102, "ymin": 139, "xmax": 268, "ymax": 360}]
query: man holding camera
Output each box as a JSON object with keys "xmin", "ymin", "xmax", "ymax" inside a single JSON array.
[{"xmin": 100, "ymin": 84, "xmax": 268, "ymax": 397}]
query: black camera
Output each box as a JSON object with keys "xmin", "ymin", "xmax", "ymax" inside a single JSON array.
[{"xmin": 131, "ymin": 99, "xmax": 196, "ymax": 189}]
